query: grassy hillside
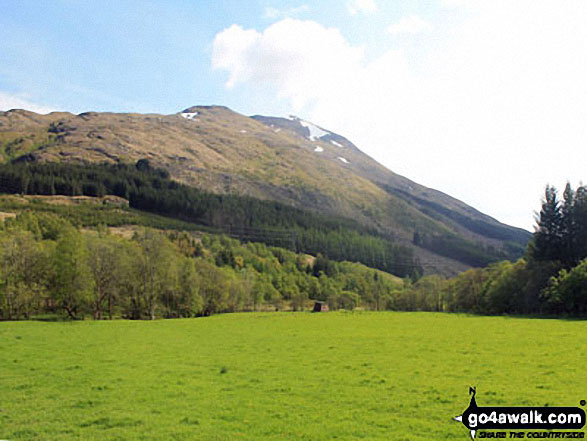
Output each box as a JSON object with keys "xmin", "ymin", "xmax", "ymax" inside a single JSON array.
[
  {"xmin": 0, "ymin": 107, "xmax": 530, "ymax": 274},
  {"xmin": 1, "ymin": 312, "xmax": 585, "ymax": 440}
]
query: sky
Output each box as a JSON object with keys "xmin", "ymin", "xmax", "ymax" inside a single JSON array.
[{"xmin": 1, "ymin": 0, "xmax": 587, "ymax": 231}]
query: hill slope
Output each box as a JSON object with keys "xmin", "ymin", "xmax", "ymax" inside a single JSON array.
[{"xmin": 0, "ymin": 106, "xmax": 530, "ymax": 274}]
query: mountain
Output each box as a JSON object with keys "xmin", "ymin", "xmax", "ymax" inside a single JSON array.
[{"xmin": 0, "ymin": 106, "xmax": 530, "ymax": 275}]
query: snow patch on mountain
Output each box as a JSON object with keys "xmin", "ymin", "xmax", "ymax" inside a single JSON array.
[
  {"xmin": 330, "ymin": 140, "xmax": 343, "ymax": 148},
  {"xmin": 181, "ymin": 111, "xmax": 199, "ymax": 120},
  {"xmin": 338, "ymin": 157, "xmax": 349, "ymax": 164},
  {"xmin": 314, "ymin": 146, "xmax": 324, "ymax": 152},
  {"xmin": 299, "ymin": 119, "xmax": 329, "ymax": 141}
]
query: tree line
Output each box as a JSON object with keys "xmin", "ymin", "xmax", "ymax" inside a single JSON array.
[
  {"xmin": 0, "ymin": 160, "xmax": 422, "ymax": 277},
  {"xmin": 397, "ymin": 183, "xmax": 587, "ymax": 315},
  {"xmin": 2, "ymin": 183, "xmax": 586, "ymax": 320},
  {"xmin": 0, "ymin": 211, "xmax": 402, "ymax": 320}
]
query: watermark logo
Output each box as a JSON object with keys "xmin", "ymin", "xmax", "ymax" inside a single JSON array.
[{"xmin": 453, "ymin": 387, "xmax": 586, "ymax": 439}]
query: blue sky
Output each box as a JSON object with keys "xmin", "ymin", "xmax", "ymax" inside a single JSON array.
[
  {"xmin": 2, "ymin": 0, "xmax": 587, "ymax": 230},
  {"xmin": 1, "ymin": 0, "xmax": 425, "ymax": 115},
  {"xmin": 1, "ymin": 0, "xmax": 255, "ymax": 113}
]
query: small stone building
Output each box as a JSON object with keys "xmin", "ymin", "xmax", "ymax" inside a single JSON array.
[{"xmin": 312, "ymin": 301, "xmax": 329, "ymax": 312}]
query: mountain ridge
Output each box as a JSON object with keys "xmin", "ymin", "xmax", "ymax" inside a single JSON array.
[{"xmin": 0, "ymin": 105, "xmax": 530, "ymax": 275}]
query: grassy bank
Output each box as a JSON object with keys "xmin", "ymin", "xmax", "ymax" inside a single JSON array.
[{"xmin": 1, "ymin": 312, "xmax": 586, "ymax": 440}]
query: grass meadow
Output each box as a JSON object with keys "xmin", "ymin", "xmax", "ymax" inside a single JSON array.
[{"xmin": 1, "ymin": 312, "xmax": 586, "ymax": 440}]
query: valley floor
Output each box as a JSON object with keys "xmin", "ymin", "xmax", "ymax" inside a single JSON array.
[{"xmin": 1, "ymin": 312, "xmax": 586, "ymax": 440}]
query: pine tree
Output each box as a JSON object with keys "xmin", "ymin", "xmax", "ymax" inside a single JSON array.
[
  {"xmin": 532, "ymin": 185, "xmax": 563, "ymax": 262},
  {"xmin": 561, "ymin": 182, "xmax": 576, "ymax": 264}
]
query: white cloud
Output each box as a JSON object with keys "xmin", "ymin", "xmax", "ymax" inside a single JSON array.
[
  {"xmin": 0, "ymin": 92, "xmax": 55, "ymax": 114},
  {"xmin": 264, "ymin": 5, "xmax": 309, "ymax": 20},
  {"xmin": 347, "ymin": 0, "xmax": 377, "ymax": 15},
  {"xmin": 211, "ymin": 2, "xmax": 587, "ymax": 230},
  {"xmin": 387, "ymin": 15, "xmax": 431, "ymax": 34},
  {"xmin": 212, "ymin": 19, "xmax": 364, "ymax": 108}
]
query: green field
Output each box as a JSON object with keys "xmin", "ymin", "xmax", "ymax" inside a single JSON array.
[{"xmin": 1, "ymin": 312, "xmax": 586, "ymax": 440}]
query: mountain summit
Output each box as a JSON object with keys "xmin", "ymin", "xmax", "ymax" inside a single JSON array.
[{"xmin": 0, "ymin": 105, "xmax": 530, "ymax": 274}]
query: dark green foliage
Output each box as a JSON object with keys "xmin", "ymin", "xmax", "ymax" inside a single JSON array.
[
  {"xmin": 312, "ymin": 253, "xmax": 336, "ymax": 277},
  {"xmin": 392, "ymin": 183, "xmax": 587, "ymax": 316},
  {"xmin": 0, "ymin": 211, "xmax": 407, "ymax": 320},
  {"xmin": 4, "ymin": 166, "xmax": 586, "ymax": 317},
  {"xmin": 530, "ymin": 185, "xmax": 563, "ymax": 262},
  {"xmin": 215, "ymin": 249, "xmax": 236, "ymax": 268},
  {"xmin": 530, "ymin": 183, "xmax": 587, "ymax": 268},
  {"xmin": 542, "ymin": 259, "xmax": 587, "ymax": 315},
  {"xmin": 0, "ymin": 161, "xmax": 421, "ymax": 277},
  {"xmin": 415, "ymin": 232, "xmax": 498, "ymax": 267}
]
